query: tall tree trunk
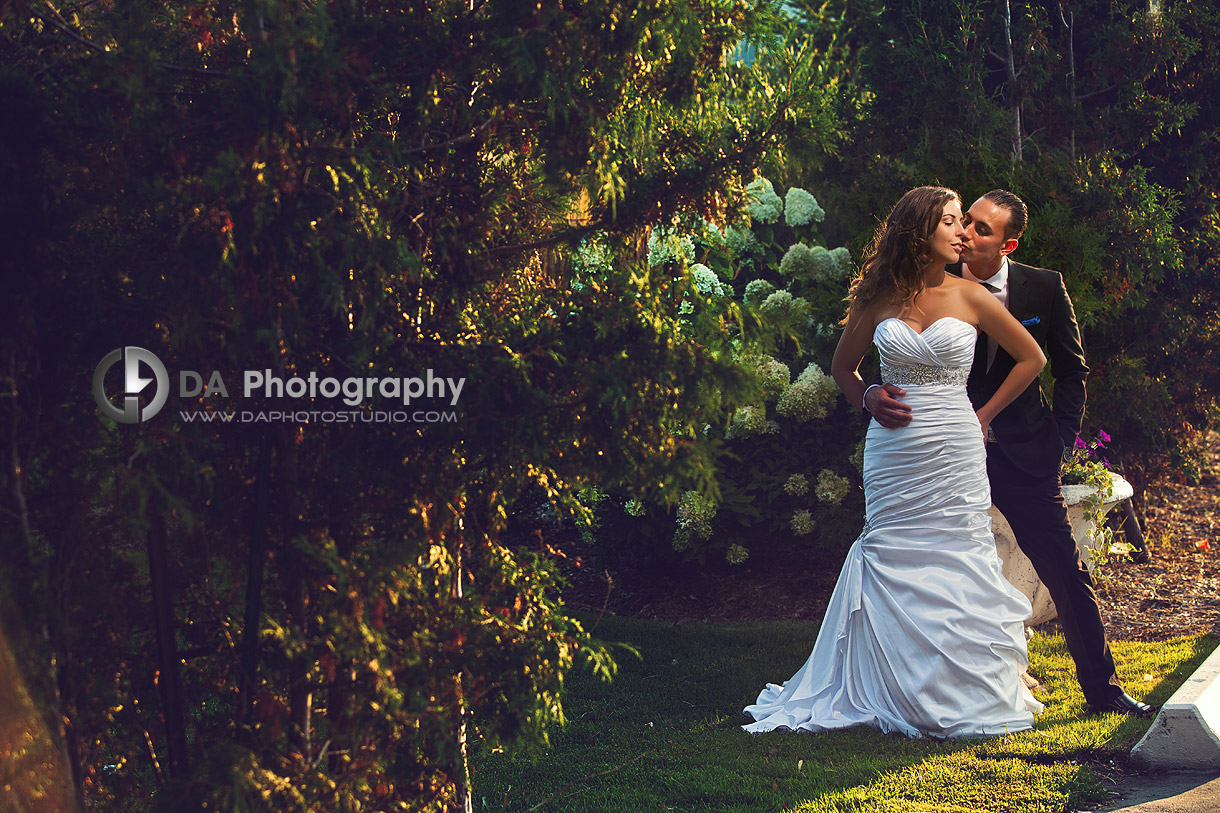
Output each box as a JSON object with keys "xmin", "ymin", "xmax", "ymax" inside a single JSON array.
[
  {"xmin": 451, "ymin": 534, "xmax": 473, "ymax": 805},
  {"xmin": 1002, "ymin": 0, "xmax": 1023, "ymax": 162},
  {"xmin": 451, "ymin": 668, "xmax": 471, "ymax": 813},
  {"xmin": 148, "ymin": 512, "xmax": 189, "ymax": 777},
  {"xmin": 239, "ymin": 430, "xmax": 273, "ymax": 725},
  {"xmin": 4, "ymin": 352, "xmax": 33, "ymax": 574},
  {"xmin": 327, "ymin": 494, "xmax": 359, "ymax": 779},
  {"xmin": 275, "ymin": 419, "xmax": 311, "ymax": 758},
  {"xmin": 449, "ymin": 510, "xmax": 472, "ymax": 813},
  {"xmin": 326, "ymin": 667, "xmax": 354, "ymax": 777},
  {"xmin": 1059, "ymin": 3, "xmax": 1078, "ymax": 165},
  {"xmin": 4, "ymin": 350, "xmax": 85, "ymax": 809}
]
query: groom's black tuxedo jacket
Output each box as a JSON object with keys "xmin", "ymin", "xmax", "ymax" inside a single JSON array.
[{"xmin": 950, "ymin": 260, "xmax": 1088, "ymax": 479}]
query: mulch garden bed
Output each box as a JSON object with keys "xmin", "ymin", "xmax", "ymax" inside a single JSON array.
[
  {"xmin": 559, "ymin": 438, "xmax": 1220, "ymax": 644},
  {"xmin": 1092, "ymin": 446, "xmax": 1220, "ymax": 643}
]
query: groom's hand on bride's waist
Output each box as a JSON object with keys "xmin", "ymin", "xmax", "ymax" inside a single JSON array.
[{"xmin": 865, "ymin": 383, "xmax": 912, "ymax": 429}]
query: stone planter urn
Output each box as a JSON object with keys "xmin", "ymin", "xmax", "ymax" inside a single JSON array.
[{"xmin": 991, "ymin": 471, "xmax": 1134, "ymax": 625}]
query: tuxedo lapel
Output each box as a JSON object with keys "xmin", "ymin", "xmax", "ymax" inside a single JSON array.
[
  {"xmin": 967, "ymin": 326, "xmax": 988, "ymax": 389},
  {"xmin": 982, "ymin": 261, "xmax": 1029, "ymax": 388},
  {"xmin": 1005, "ymin": 262, "xmax": 1033, "ymax": 323}
]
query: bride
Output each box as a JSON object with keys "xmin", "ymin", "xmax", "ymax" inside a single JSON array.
[{"xmin": 742, "ymin": 186, "xmax": 1047, "ymax": 738}]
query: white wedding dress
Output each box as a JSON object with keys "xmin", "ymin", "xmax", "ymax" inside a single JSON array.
[{"xmin": 743, "ymin": 317, "xmax": 1042, "ymax": 738}]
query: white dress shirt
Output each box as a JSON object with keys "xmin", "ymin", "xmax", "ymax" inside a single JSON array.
[{"xmin": 963, "ymin": 257, "xmax": 1011, "ymax": 370}]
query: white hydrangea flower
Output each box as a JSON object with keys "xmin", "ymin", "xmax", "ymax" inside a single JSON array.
[
  {"xmin": 776, "ymin": 380, "xmax": 829, "ymax": 422},
  {"xmin": 809, "ymin": 245, "xmax": 839, "ymax": 280},
  {"xmin": 727, "ymin": 405, "xmax": 767, "ymax": 439},
  {"xmin": 776, "ymin": 363, "xmax": 838, "ymax": 423},
  {"xmin": 761, "ymin": 289, "xmax": 794, "ymax": 314},
  {"xmin": 784, "ymin": 187, "xmax": 825, "ymax": 227},
  {"xmin": 725, "ymin": 223, "xmax": 760, "ymax": 257},
  {"xmin": 625, "ymin": 498, "xmax": 645, "ymax": 517},
  {"xmin": 816, "ymin": 469, "xmax": 851, "ymax": 506},
  {"xmin": 745, "ymin": 178, "xmax": 783, "ymax": 224},
  {"xmin": 676, "ymin": 491, "xmax": 716, "ymax": 544},
  {"xmin": 725, "ymin": 543, "xmax": 749, "ymax": 564},
  {"xmin": 743, "ymin": 278, "xmax": 776, "ymax": 306},
  {"xmin": 678, "ymin": 300, "xmax": 695, "ymax": 315},
  {"xmin": 779, "ymin": 243, "xmax": 817, "ymax": 280},
  {"xmin": 678, "ymin": 234, "xmax": 696, "ymax": 263},
  {"xmin": 673, "ymin": 528, "xmax": 692, "ymax": 552},
  {"xmin": 690, "ymin": 263, "xmax": 726, "ymax": 297},
  {"xmin": 647, "ymin": 230, "xmax": 668, "ymax": 266},
  {"xmin": 574, "ymin": 238, "xmax": 614, "ymax": 274},
  {"xmin": 761, "ymin": 290, "xmax": 811, "ymax": 325},
  {"xmin": 790, "ymin": 509, "xmax": 815, "ymax": 536},
  {"xmin": 796, "ymin": 361, "xmax": 834, "ymax": 388},
  {"xmin": 830, "ymin": 246, "xmax": 853, "ymax": 279},
  {"xmin": 757, "ymin": 356, "xmax": 791, "ymax": 401},
  {"xmin": 763, "ymin": 419, "xmax": 781, "ymax": 435},
  {"xmin": 807, "ymin": 362, "xmax": 839, "ymax": 403},
  {"xmin": 701, "ymin": 220, "xmax": 727, "ymax": 249},
  {"xmin": 849, "ymin": 439, "xmax": 866, "ymax": 476},
  {"xmin": 648, "ymin": 228, "xmax": 696, "ymax": 267},
  {"xmin": 783, "ymin": 473, "xmax": 810, "ymax": 496}
]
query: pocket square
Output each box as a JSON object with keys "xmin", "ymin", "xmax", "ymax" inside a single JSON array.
[{"xmin": 1020, "ymin": 316, "xmax": 1041, "ymax": 326}]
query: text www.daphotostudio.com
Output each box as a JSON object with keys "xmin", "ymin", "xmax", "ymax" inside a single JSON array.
[{"xmin": 93, "ymin": 346, "xmax": 464, "ymax": 426}]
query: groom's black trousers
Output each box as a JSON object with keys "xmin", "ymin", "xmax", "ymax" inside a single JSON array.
[{"xmin": 986, "ymin": 446, "xmax": 1124, "ymax": 706}]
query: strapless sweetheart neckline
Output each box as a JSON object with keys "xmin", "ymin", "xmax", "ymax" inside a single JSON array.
[{"xmin": 877, "ymin": 316, "xmax": 974, "ymax": 337}]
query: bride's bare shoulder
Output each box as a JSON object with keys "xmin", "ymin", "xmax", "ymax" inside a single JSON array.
[{"xmin": 844, "ymin": 297, "xmax": 890, "ymax": 329}]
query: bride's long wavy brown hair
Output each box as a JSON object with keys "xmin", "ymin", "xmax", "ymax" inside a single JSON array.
[{"xmin": 845, "ymin": 186, "xmax": 961, "ymax": 319}]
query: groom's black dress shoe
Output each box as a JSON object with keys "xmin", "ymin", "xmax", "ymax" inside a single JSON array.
[{"xmin": 1087, "ymin": 693, "xmax": 1156, "ymax": 717}]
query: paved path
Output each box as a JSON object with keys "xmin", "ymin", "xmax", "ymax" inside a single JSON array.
[{"xmin": 1091, "ymin": 771, "xmax": 1220, "ymax": 812}]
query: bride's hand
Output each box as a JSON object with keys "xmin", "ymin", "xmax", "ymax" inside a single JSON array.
[{"xmin": 977, "ymin": 414, "xmax": 990, "ymax": 443}]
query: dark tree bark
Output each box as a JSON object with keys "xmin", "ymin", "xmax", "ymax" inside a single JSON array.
[
  {"xmin": 148, "ymin": 512, "xmax": 190, "ymax": 778},
  {"xmin": 3, "ymin": 353, "xmax": 33, "ymax": 573},
  {"xmin": 274, "ymin": 415, "xmax": 311, "ymax": 758},
  {"xmin": 449, "ymin": 500, "xmax": 475, "ymax": 813},
  {"xmin": 239, "ymin": 430, "xmax": 273, "ymax": 724}
]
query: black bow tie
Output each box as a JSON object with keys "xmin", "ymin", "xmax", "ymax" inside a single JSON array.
[{"xmin": 982, "ymin": 282, "xmax": 1001, "ymax": 293}]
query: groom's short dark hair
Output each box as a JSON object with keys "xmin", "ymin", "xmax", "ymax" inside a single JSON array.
[{"xmin": 982, "ymin": 189, "xmax": 1028, "ymax": 241}]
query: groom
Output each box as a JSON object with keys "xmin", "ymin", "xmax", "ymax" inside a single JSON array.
[{"xmin": 865, "ymin": 189, "xmax": 1153, "ymax": 717}]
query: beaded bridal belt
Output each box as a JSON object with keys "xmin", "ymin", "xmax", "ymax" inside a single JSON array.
[{"xmin": 880, "ymin": 362, "xmax": 970, "ymax": 387}]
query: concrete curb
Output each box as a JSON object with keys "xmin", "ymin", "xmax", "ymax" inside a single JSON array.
[{"xmin": 1130, "ymin": 640, "xmax": 1220, "ymax": 771}]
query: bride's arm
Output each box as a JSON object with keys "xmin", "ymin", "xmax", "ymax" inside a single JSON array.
[
  {"xmin": 972, "ymin": 286, "xmax": 1046, "ymax": 432},
  {"xmin": 831, "ymin": 302, "xmax": 877, "ymax": 410}
]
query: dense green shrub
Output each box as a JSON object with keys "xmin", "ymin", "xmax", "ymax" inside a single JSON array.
[
  {"xmin": 0, "ymin": 2, "xmax": 839, "ymax": 810},
  {"xmin": 571, "ymin": 179, "xmax": 867, "ymax": 567}
]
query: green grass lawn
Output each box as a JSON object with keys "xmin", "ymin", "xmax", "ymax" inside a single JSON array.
[{"xmin": 470, "ymin": 614, "xmax": 1218, "ymax": 812}]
